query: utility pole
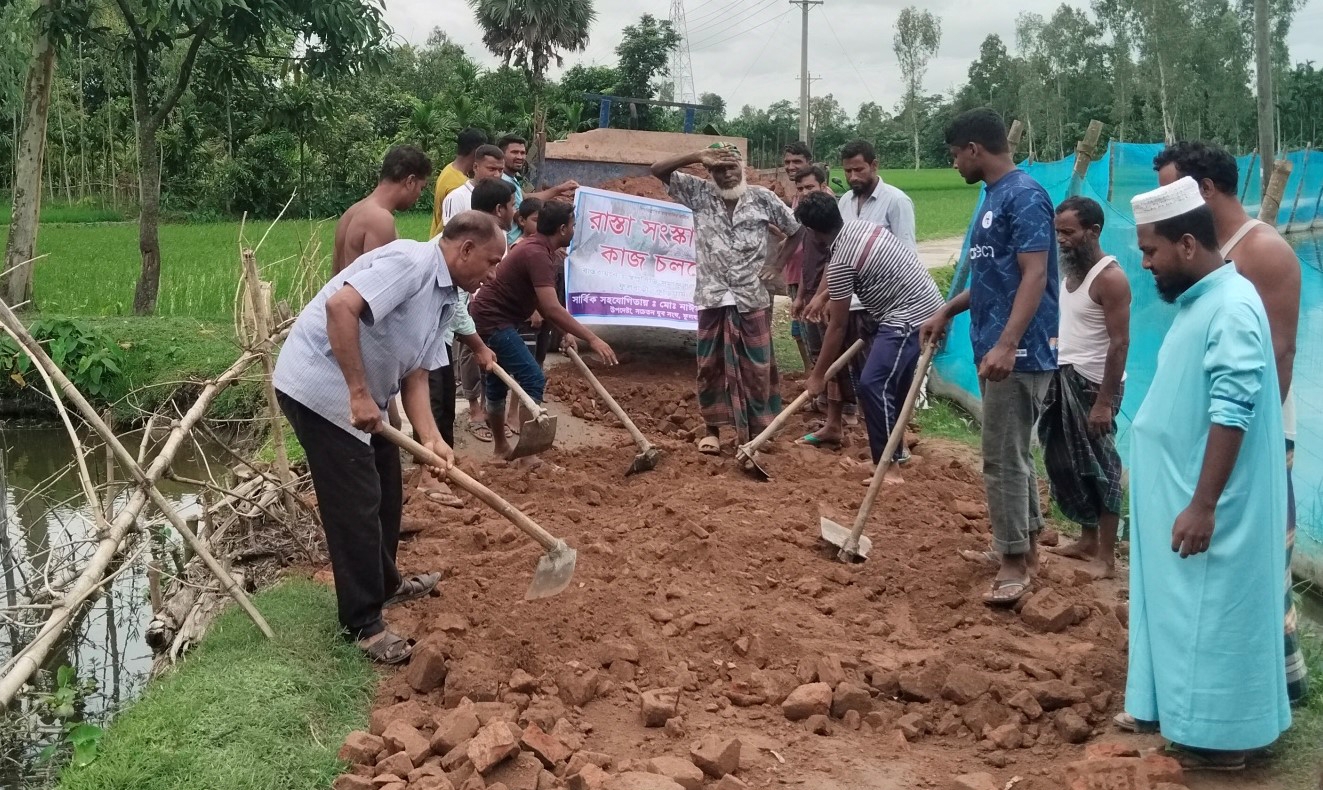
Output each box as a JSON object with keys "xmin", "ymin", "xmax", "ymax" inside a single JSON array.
[{"xmin": 790, "ymin": 0, "xmax": 823, "ymax": 143}]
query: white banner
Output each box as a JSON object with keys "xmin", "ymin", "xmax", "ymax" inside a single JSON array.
[{"xmin": 565, "ymin": 186, "xmax": 699, "ymax": 331}]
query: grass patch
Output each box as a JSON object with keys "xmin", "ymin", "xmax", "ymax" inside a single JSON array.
[
  {"xmin": 256, "ymin": 429, "xmax": 307, "ymax": 467},
  {"xmin": 56, "ymin": 579, "xmax": 375, "ymax": 790},
  {"xmin": 18, "ymin": 212, "xmax": 434, "ymax": 318},
  {"xmin": 68, "ymin": 316, "xmax": 264, "ymax": 424},
  {"xmin": 0, "ymin": 200, "xmax": 130, "ymax": 225},
  {"xmin": 1272, "ymin": 619, "xmax": 1323, "ymax": 787}
]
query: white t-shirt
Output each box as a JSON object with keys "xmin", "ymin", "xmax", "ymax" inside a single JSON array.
[{"xmin": 441, "ymin": 181, "xmax": 476, "ymax": 225}]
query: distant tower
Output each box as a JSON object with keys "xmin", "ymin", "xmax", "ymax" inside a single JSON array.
[{"xmin": 670, "ymin": 0, "xmax": 698, "ymax": 104}]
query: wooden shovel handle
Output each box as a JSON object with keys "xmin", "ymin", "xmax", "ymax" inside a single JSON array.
[
  {"xmin": 379, "ymin": 425, "xmax": 560, "ymax": 552},
  {"xmin": 487, "ymin": 363, "xmax": 544, "ymax": 415},
  {"xmin": 846, "ymin": 343, "xmax": 937, "ymax": 546},
  {"xmin": 743, "ymin": 338, "xmax": 865, "ymax": 454},
  {"xmin": 564, "ymin": 346, "xmax": 652, "ymax": 452}
]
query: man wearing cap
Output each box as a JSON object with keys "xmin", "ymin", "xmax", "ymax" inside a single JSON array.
[
  {"xmin": 1123, "ymin": 176, "xmax": 1289, "ymax": 769},
  {"xmin": 651, "ymin": 144, "xmax": 806, "ymax": 467},
  {"xmin": 1152, "ymin": 141, "xmax": 1307, "ymax": 705}
]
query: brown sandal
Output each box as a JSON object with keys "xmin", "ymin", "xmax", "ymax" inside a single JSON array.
[
  {"xmin": 385, "ymin": 572, "xmax": 442, "ymax": 607},
  {"xmin": 360, "ymin": 631, "xmax": 413, "ymax": 665}
]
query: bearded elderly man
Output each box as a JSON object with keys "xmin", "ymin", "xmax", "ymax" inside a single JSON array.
[{"xmin": 651, "ymin": 144, "xmax": 806, "ymax": 467}]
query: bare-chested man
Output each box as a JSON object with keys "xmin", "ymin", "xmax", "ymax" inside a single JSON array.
[
  {"xmin": 1154, "ymin": 141, "xmax": 1308, "ymax": 706},
  {"xmin": 332, "ymin": 145, "xmax": 433, "ymax": 275}
]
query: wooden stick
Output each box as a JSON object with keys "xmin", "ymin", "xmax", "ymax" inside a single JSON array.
[
  {"xmin": 0, "ymin": 313, "xmax": 287, "ymax": 707},
  {"xmin": 1007, "ymin": 120, "xmax": 1024, "ymax": 154},
  {"xmin": 241, "ymin": 248, "xmax": 297, "ymax": 520},
  {"xmin": 1285, "ymin": 144, "xmax": 1311, "ymax": 229},
  {"xmin": 1069, "ymin": 120, "xmax": 1104, "ymax": 192},
  {"xmin": 1259, "ymin": 158, "xmax": 1293, "ymax": 224},
  {"xmin": 102, "ymin": 409, "xmax": 115, "ymax": 522}
]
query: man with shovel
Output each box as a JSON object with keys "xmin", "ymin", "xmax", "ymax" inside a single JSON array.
[
  {"xmin": 469, "ymin": 201, "xmax": 619, "ymax": 461},
  {"xmin": 794, "ymin": 191, "xmax": 945, "ymax": 482},
  {"xmin": 651, "ymin": 143, "xmax": 806, "ymax": 468},
  {"xmin": 274, "ymin": 211, "xmax": 506, "ymax": 664}
]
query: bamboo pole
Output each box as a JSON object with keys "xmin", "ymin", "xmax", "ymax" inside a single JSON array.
[
  {"xmin": 1068, "ymin": 120, "xmax": 1104, "ymax": 197},
  {"xmin": 1284, "ymin": 145, "xmax": 1310, "ymax": 230},
  {"xmin": 1259, "ymin": 158, "xmax": 1293, "ymax": 225},
  {"xmin": 240, "ymin": 249, "xmax": 297, "ymax": 520},
  {"xmin": 0, "ymin": 314, "xmax": 290, "ymax": 707}
]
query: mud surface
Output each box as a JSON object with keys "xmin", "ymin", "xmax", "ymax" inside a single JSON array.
[{"xmin": 323, "ymin": 344, "xmax": 1293, "ymax": 790}]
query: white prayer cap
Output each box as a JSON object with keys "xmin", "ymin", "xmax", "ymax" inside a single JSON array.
[{"xmin": 1131, "ymin": 176, "xmax": 1206, "ymax": 224}]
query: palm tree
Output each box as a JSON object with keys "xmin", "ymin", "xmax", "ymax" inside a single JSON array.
[{"xmin": 467, "ymin": 0, "xmax": 596, "ymax": 176}]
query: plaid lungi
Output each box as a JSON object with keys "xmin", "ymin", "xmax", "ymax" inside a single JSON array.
[
  {"xmin": 1037, "ymin": 364, "xmax": 1124, "ymax": 526},
  {"xmin": 1285, "ymin": 441, "xmax": 1309, "ymax": 704},
  {"xmin": 696, "ymin": 306, "xmax": 781, "ymax": 443}
]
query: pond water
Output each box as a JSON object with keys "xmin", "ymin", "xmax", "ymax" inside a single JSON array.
[{"xmin": 0, "ymin": 422, "xmax": 225, "ymax": 786}]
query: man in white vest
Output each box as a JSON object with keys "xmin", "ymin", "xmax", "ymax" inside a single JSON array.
[
  {"xmin": 1038, "ymin": 196, "xmax": 1131, "ymax": 580},
  {"xmin": 1154, "ymin": 141, "xmax": 1306, "ymax": 706}
]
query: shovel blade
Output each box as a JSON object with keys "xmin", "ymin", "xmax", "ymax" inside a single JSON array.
[
  {"xmin": 508, "ymin": 415, "xmax": 558, "ymax": 460},
  {"xmin": 626, "ymin": 447, "xmax": 661, "ymax": 476},
  {"xmin": 735, "ymin": 446, "xmax": 770, "ymax": 480},
  {"xmin": 818, "ymin": 516, "xmax": 872, "ymax": 561},
  {"xmin": 524, "ymin": 541, "xmax": 577, "ymax": 600}
]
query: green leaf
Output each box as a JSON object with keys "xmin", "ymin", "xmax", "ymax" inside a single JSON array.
[
  {"xmin": 72, "ymin": 739, "xmax": 99, "ymax": 767},
  {"xmin": 68, "ymin": 724, "xmax": 102, "ymax": 746},
  {"xmin": 57, "ymin": 665, "xmax": 75, "ymax": 689},
  {"xmin": 35, "ymin": 743, "xmax": 57, "ymax": 766}
]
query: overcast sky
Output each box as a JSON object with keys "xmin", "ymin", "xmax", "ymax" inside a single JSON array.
[{"xmin": 381, "ymin": 0, "xmax": 1322, "ymax": 117}]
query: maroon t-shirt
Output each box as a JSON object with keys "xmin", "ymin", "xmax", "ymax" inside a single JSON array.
[{"xmin": 470, "ymin": 234, "xmax": 559, "ymax": 337}]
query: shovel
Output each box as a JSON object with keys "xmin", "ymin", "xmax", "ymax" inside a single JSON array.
[
  {"xmin": 380, "ymin": 425, "xmax": 577, "ymax": 599},
  {"xmin": 563, "ymin": 345, "xmax": 661, "ymax": 475},
  {"xmin": 488, "ymin": 363, "xmax": 558, "ymax": 459},
  {"xmin": 736, "ymin": 338, "xmax": 866, "ymax": 479},
  {"xmin": 819, "ymin": 343, "xmax": 936, "ymax": 562}
]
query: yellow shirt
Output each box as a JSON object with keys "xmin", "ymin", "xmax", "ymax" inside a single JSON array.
[{"xmin": 430, "ymin": 163, "xmax": 470, "ymax": 237}]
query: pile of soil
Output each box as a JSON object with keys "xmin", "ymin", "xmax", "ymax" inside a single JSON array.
[
  {"xmin": 329, "ymin": 349, "xmax": 1147, "ymax": 790},
  {"xmin": 597, "ymin": 167, "xmax": 781, "ymax": 204}
]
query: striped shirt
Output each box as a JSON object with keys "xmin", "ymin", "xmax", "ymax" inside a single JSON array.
[
  {"xmin": 826, "ymin": 221, "xmax": 944, "ymax": 329},
  {"xmin": 273, "ymin": 238, "xmax": 457, "ymax": 442}
]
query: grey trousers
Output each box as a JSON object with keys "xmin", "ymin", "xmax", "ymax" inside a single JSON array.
[
  {"xmin": 980, "ymin": 371, "xmax": 1052, "ymax": 555},
  {"xmin": 454, "ymin": 340, "xmax": 483, "ymax": 404}
]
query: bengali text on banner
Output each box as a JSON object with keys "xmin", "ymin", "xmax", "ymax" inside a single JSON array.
[{"xmin": 565, "ymin": 186, "xmax": 699, "ymax": 331}]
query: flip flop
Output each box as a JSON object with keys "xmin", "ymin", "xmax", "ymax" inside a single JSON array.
[
  {"xmin": 385, "ymin": 572, "xmax": 442, "ymax": 608},
  {"xmin": 1165, "ymin": 745, "xmax": 1246, "ymax": 772},
  {"xmin": 796, "ymin": 433, "xmax": 842, "ymax": 450},
  {"xmin": 697, "ymin": 436, "xmax": 721, "ymax": 455},
  {"xmin": 468, "ymin": 421, "xmax": 494, "ymax": 442},
  {"xmin": 960, "ymin": 549, "xmax": 1000, "ymax": 567},
  {"xmin": 1113, "ymin": 712, "xmax": 1159, "ymax": 734},
  {"xmin": 982, "ymin": 578, "xmax": 1032, "ymax": 606},
  {"xmin": 359, "ymin": 630, "xmax": 414, "ymax": 665}
]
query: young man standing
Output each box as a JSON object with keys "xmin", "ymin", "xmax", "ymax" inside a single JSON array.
[
  {"xmin": 468, "ymin": 202, "xmax": 619, "ymax": 460},
  {"xmin": 442, "ymin": 145, "xmax": 507, "ymax": 224},
  {"xmin": 496, "ymin": 135, "xmax": 577, "ymax": 245},
  {"xmin": 430, "ymin": 128, "xmax": 489, "ymax": 237},
  {"xmin": 920, "ymin": 108, "xmax": 1060, "ymax": 606},
  {"xmin": 1153, "ymin": 141, "xmax": 1307, "ymax": 705},
  {"xmin": 1039, "ymin": 196, "xmax": 1131, "ymax": 580},
  {"xmin": 274, "ymin": 212, "xmax": 505, "ymax": 664},
  {"xmin": 332, "ymin": 146, "xmax": 432, "ymax": 275},
  {"xmin": 837, "ymin": 139, "xmax": 917, "ymax": 251},
  {"xmin": 780, "ymin": 141, "xmax": 814, "ymax": 372},
  {"xmin": 796, "ymin": 191, "xmax": 945, "ymax": 480},
  {"xmin": 1124, "ymin": 176, "xmax": 1289, "ymax": 770},
  {"xmin": 651, "ymin": 144, "xmax": 804, "ymax": 466}
]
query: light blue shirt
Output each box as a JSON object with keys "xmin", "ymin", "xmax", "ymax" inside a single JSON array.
[
  {"xmin": 837, "ymin": 179, "xmax": 917, "ymax": 251},
  {"xmin": 1126, "ymin": 263, "xmax": 1290, "ymax": 750},
  {"xmin": 274, "ymin": 238, "xmax": 456, "ymax": 442},
  {"xmin": 503, "ymin": 173, "xmax": 525, "ymax": 246}
]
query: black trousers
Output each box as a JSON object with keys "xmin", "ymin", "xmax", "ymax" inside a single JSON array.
[
  {"xmin": 277, "ymin": 391, "xmax": 401, "ymax": 640},
  {"xmin": 428, "ymin": 364, "xmax": 457, "ymax": 447}
]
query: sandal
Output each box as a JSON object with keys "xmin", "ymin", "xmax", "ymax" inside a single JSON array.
[
  {"xmin": 960, "ymin": 549, "xmax": 1000, "ymax": 567},
  {"xmin": 796, "ymin": 433, "xmax": 842, "ymax": 450},
  {"xmin": 1165, "ymin": 744, "xmax": 1246, "ymax": 772},
  {"xmin": 1113, "ymin": 712, "xmax": 1159, "ymax": 734},
  {"xmin": 982, "ymin": 578, "xmax": 1032, "ymax": 606},
  {"xmin": 385, "ymin": 572, "xmax": 442, "ymax": 608},
  {"xmin": 359, "ymin": 630, "xmax": 414, "ymax": 665},
  {"xmin": 697, "ymin": 436, "xmax": 721, "ymax": 455},
  {"xmin": 468, "ymin": 421, "xmax": 494, "ymax": 442}
]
